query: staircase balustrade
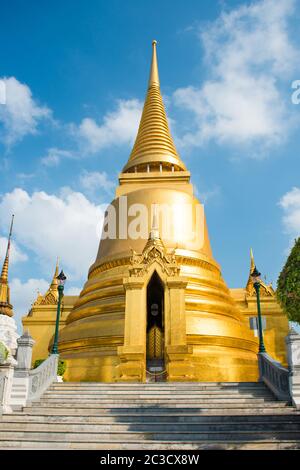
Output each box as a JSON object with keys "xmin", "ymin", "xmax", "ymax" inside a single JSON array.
[
  {"xmin": 27, "ymin": 354, "xmax": 59, "ymax": 402},
  {"xmin": 258, "ymin": 352, "xmax": 290, "ymax": 401}
]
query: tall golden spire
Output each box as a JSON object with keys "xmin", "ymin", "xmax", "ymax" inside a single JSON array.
[
  {"xmin": 122, "ymin": 40, "xmax": 186, "ymax": 172},
  {"xmin": 0, "ymin": 215, "xmax": 14, "ymax": 316}
]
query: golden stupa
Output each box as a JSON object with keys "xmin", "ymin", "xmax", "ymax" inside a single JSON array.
[{"xmin": 55, "ymin": 41, "xmax": 262, "ymax": 382}]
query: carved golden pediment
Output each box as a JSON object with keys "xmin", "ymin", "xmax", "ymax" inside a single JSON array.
[
  {"xmin": 33, "ymin": 290, "xmax": 58, "ymax": 306},
  {"xmin": 129, "ymin": 237, "xmax": 180, "ymax": 277},
  {"xmin": 246, "ymin": 281, "xmax": 275, "ymax": 298}
]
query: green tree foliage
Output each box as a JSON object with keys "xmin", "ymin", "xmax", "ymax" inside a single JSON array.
[
  {"xmin": 277, "ymin": 237, "xmax": 300, "ymax": 323},
  {"xmin": 33, "ymin": 359, "xmax": 44, "ymax": 369},
  {"xmin": 34, "ymin": 358, "xmax": 67, "ymax": 376},
  {"xmin": 57, "ymin": 360, "xmax": 66, "ymax": 376},
  {"xmin": 0, "ymin": 341, "xmax": 9, "ymax": 364}
]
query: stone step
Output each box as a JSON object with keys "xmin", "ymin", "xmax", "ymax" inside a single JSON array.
[
  {"xmin": 21, "ymin": 407, "xmax": 294, "ymax": 416},
  {"xmin": 0, "ymin": 440, "xmax": 299, "ymax": 450},
  {"xmin": 44, "ymin": 388, "xmax": 273, "ymax": 397},
  {"xmin": 49, "ymin": 387, "xmax": 271, "ymax": 393},
  {"xmin": 1, "ymin": 430, "xmax": 300, "ymax": 442},
  {"xmin": 41, "ymin": 394, "xmax": 275, "ymax": 403},
  {"xmin": 35, "ymin": 398, "xmax": 278, "ymax": 405},
  {"xmin": 31, "ymin": 400, "xmax": 284, "ymax": 410},
  {"xmin": 1, "ymin": 421, "xmax": 300, "ymax": 433},
  {"xmin": 3, "ymin": 413, "xmax": 299, "ymax": 424},
  {"xmin": 49, "ymin": 383, "xmax": 269, "ymax": 388},
  {"xmin": 31, "ymin": 400, "xmax": 286, "ymax": 409},
  {"xmin": 50, "ymin": 382, "xmax": 264, "ymax": 386}
]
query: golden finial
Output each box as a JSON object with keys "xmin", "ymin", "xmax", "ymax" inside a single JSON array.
[
  {"xmin": 0, "ymin": 215, "xmax": 14, "ymax": 283},
  {"xmin": 148, "ymin": 40, "xmax": 160, "ymax": 88}
]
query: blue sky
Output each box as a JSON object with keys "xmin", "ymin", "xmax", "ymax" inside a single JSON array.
[{"xmin": 0, "ymin": 0, "xmax": 300, "ymax": 329}]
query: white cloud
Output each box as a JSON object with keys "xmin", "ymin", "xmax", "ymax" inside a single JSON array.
[
  {"xmin": 0, "ymin": 238, "xmax": 28, "ymax": 264},
  {"xmin": 10, "ymin": 277, "xmax": 82, "ymax": 333},
  {"xmin": 0, "ymin": 77, "xmax": 51, "ymax": 146},
  {"xmin": 279, "ymin": 187, "xmax": 300, "ymax": 237},
  {"xmin": 0, "ymin": 237, "xmax": 28, "ymax": 266},
  {"xmin": 79, "ymin": 170, "xmax": 115, "ymax": 197},
  {"xmin": 0, "ymin": 188, "xmax": 105, "ymax": 280},
  {"xmin": 41, "ymin": 147, "xmax": 74, "ymax": 167},
  {"xmin": 193, "ymin": 185, "xmax": 221, "ymax": 204},
  {"xmin": 73, "ymin": 99, "xmax": 142, "ymax": 154},
  {"xmin": 65, "ymin": 286, "xmax": 81, "ymax": 296},
  {"xmin": 174, "ymin": 0, "xmax": 299, "ymax": 151},
  {"xmin": 10, "ymin": 278, "xmax": 50, "ymax": 332}
]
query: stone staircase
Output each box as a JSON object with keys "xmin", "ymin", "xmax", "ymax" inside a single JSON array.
[{"xmin": 1, "ymin": 382, "xmax": 300, "ymax": 450}]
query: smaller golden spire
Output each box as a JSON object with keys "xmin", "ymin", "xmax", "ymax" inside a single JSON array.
[
  {"xmin": 148, "ymin": 40, "xmax": 160, "ymax": 88},
  {"xmin": 33, "ymin": 258, "xmax": 60, "ymax": 306},
  {"xmin": 246, "ymin": 248, "xmax": 274, "ymax": 297},
  {"xmin": 250, "ymin": 248, "xmax": 255, "ymax": 274},
  {"xmin": 0, "ymin": 215, "xmax": 14, "ymax": 316},
  {"xmin": 49, "ymin": 257, "xmax": 59, "ymax": 290},
  {"xmin": 246, "ymin": 248, "xmax": 256, "ymax": 294},
  {"xmin": 0, "ymin": 215, "xmax": 14, "ymax": 283}
]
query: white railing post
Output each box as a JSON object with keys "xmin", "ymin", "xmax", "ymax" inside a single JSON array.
[
  {"xmin": 286, "ymin": 328, "xmax": 300, "ymax": 409},
  {"xmin": 0, "ymin": 358, "xmax": 15, "ymax": 414},
  {"xmin": 15, "ymin": 331, "xmax": 35, "ymax": 372},
  {"xmin": 11, "ymin": 332, "xmax": 35, "ymax": 407}
]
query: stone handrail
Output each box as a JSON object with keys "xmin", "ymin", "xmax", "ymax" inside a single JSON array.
[
  {"xmin": 0, "ymin": 373, "xmax": 5, "ymax": 407},
  {"xmin": 0, "ymin": 361, "xmax": 15, "ymax": 414},
  {"xmin": 258, "ymin": 352, "xmax": 290, "ymax": 401},
  {"xmin": 27, "ymin": 354, "xmax": 59, "ymax": 402}
]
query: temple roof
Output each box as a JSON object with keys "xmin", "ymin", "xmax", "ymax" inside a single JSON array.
[{"xmin": 122, "ymin": 41, "xmax": 186, "ymax": 173}]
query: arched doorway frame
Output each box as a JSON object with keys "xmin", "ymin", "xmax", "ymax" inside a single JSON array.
[{"xmin": 117, "ymin": 255, "xmax": 191, "ymax": 382}]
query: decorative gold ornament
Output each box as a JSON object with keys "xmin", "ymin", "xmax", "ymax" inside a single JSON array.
[{"xmin": 147, "ymin": 325, "xmax": 163, "ymax": 360}]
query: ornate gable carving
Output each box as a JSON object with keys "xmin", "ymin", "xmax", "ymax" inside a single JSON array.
[
  {"xmin": 246, "ymin": 281, "xmax": 275, "ymax": 298},
  {"xmin": 33, "ymin": 290, "xmax": 58, "ymax": 306},
  {"xmin": 129, "ymin": 237, "xmax": 180, "ymax": 278}
]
